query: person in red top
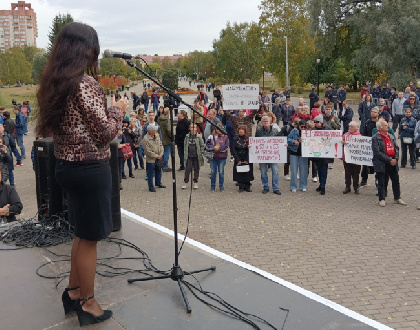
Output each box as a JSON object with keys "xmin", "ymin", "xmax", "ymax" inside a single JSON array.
[
  {"xmin": 371, "ymin": 119, "xmax": 407, "ymax": 207},
  {"xmin": 311, "ymin": 102, "xmax": 322, "ymax": 120},
  {"xmin": 292, "ymin": 105, "xmax": 311, "ymax": 122}
]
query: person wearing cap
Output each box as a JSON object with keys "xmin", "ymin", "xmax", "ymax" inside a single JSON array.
[
  {"xmin": 309, "ymin": 87, "xmax": 319, "ymax": 111},
  {"xmin": 312, "ymin": 115, "xmax": 332, "ymax": 195},
  {"xmin": 377, "ymin": 98, "xmax": 390, "ymax": 122},
  {"xmin": 372, "ymin": 119, "xmax": 407, "ymax": 207},
  {"xmin": 403, "ymin": 94, "xmax": 420, "ymax": 121},
  {"xmin": 287, "ymin": 119, "xmax": 309, "ymax": 192},
  {"xmin": 142, "ymin": 124, "xmax": 165, "ymax": 192}
]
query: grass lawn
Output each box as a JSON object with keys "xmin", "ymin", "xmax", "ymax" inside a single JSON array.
[{"xmin": 0, "ymin": 85, "xmax": 38, "ymax": 110}]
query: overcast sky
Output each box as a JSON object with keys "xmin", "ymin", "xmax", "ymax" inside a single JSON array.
[{"xmin": 26, "ymin": 0, "xmax": 262, "ymax": 56}]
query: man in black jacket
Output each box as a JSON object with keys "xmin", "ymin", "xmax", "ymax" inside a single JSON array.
[{"xmin": 372, "ymin": 119, "xmax": 406, "ymax": 207}]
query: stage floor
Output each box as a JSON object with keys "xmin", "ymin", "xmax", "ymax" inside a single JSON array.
[{"xmin": 0, "ymin": 214, "xmax": 386, "ymax": 329}]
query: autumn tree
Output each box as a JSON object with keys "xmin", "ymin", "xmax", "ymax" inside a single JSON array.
[
  {"xmin": 0, "ymin": 47, "xmax": 32, "ymax": 85},
  {"xmin": 258, "ymin": 0, "xmax": 316, "ymax": 87}
]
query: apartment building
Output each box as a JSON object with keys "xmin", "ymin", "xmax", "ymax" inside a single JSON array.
[{"xmin": 0, "ymin": 1, "xmax": 37, "ymax": 52}]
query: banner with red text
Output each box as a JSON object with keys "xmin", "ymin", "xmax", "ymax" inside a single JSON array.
[{"xmin": 249, "ymin": 137, "xmax": 288, "ymax": 163}]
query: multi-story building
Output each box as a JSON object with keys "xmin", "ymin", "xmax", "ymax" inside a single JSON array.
[{"xmin": 0, "ymin": 1, "xmax": 37, "ymax": 52}]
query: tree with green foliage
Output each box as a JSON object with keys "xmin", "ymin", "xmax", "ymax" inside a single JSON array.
[
  {"xmin": 162, "ymin": 68, "xmax": 178, "ymax": 91},
  {"xmin": 213, "ymin": 22, "xmax": 264, "ymax": 83},
  {"xmin": 99, "ymin": 58, "xmax": 127, "ymax": 77},
  {"xmin": 180, "ymin": 51, "xmax": 214, "ymax": 81},
  {"xmin": 0, "ymin": 47, "xmax": 32, "ymax": 85},
  {"xmin": 47, "ymin": 13, "xmax": 73, "ymax": 53},
  {"xmin": 32, "ymin": 52, "xmax": 48, "ymax": 84},
  {"xmin": 258, "ymin": 0, "xmax": 316, "ymax": 87},
  {"xmin": 309, "ymin": 0, "xmax": 420, "ymax": 89}
]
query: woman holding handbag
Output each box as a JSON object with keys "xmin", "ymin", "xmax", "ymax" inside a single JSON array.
[{"xmin": 399, "ymin": 108, "xmax": 417, "ymax": 169}]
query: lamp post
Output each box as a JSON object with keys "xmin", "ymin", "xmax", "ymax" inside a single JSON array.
[
  {"xmin": 316, "ymin": 58, "xmax": 320, "ymax": 96},
  {"xmin": 223, "ymin": 70, "xmax": 226, "ymax": 83},
  {"xmin": 262, "ymin": 66, "xmax": 265, "ymax": 91},
  {"xmin": 284, "ymin": 36, "xmax": 289, "ymax": 89}
]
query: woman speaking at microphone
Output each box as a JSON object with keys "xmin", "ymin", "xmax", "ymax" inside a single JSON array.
[{"xmin": 36, "ymin": 22, "xmax": 128, "ymax": 326}]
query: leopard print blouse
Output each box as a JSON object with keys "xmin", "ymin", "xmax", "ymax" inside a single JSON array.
[{"xmin": 53, "ymin": 75, "xmax": 123, "ymax": 162}]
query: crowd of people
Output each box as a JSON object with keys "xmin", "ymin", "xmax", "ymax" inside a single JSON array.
[{"xmin": 117, "ymin": 80, "xmax": 419, "ymax": 211}]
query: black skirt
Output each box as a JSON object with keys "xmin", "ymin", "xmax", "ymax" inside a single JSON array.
[
  {"xmin": 233, "ymin": 163, "xmax": 254, "ymax": 183},
  {"xmin": 55, "ymin": 159, "xmax": 113, "ymax": 241}
]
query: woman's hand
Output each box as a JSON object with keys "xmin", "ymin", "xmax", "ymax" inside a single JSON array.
[
  {"xmin": 341, "ymin": 140, "xmax": 346, "ymax": 145},
  {"xmin": 294, "ymin": 140, "xmax": 299, "ymax": 145},
  {"xmin": 112, "ymin": 95, "xmax": 129, "ymax": 111}
]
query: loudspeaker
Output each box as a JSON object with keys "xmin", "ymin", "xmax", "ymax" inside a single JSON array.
[
  {"xmin": 34, "ymin": 137, "xmax": 66, "ymax": 221},
  {"xmin": 34, "ymin": 138, "xmax": 122, "ymax": 231}
]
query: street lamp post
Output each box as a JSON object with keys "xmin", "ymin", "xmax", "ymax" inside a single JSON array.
[
  {"xmin": 316, "ymin": 58, "xmax": 320, "ymax": 96},
  {"xmin": 284, "ymin": 36, "xmax": 289, "ymax": 89},
  {"xmin": 262, "ymin": 66, "xmax": 265, "ymax": 91},
  {"xmin": 223, "ymin": 70, "xmax": 226, "ymax": 83}
]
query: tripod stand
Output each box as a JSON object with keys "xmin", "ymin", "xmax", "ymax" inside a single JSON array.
[{"xmin": 126, "ymin": 59, "xmax": 225, "ymax": 313}]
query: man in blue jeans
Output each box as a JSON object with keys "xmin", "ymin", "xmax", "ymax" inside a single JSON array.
[
  {"xmin": 255, "ymin": 116, "xmax": 281, "ymax": 195},
  {"xmin": 13, "ymin": 107, "xmax": 26, "ymax": 161}
]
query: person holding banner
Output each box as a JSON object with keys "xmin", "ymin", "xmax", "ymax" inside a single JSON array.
[
  {"xmin": 312, "ymin": 115, "xmax": 333, "ymax": 195},
  {"xmin": 372, "ymin": 120, "xmax": 407, "ymax": 207},
  {"xmin": 287, "ymin": 120, "xmax": 309, "ymax": 193},
  {"xmin": 232, "ymin": 125, "xmax": 253, "ymax": 192},
  {"xmin": 341, "ymin": 121, "xmax": 362, "ymax": 194},
  {"xmin": 256, "ymin": 117, "xmax": 281, "ymax": 195}
]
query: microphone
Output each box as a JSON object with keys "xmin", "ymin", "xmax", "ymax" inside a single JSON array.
[{"xmin": 103, "ymin": 49, "xmax": 133, "ymax": 60}]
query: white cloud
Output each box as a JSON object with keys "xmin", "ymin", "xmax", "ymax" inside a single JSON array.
[{"xmin": 23, "ymin": 0, "xmax": 261, "ymax": 55}]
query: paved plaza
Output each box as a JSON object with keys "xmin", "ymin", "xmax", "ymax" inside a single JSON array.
[{"xmin": 13, "ymin": 82, "xmax": 420, "ymax": 329}]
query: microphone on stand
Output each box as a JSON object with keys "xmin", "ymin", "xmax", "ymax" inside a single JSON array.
[{"xmin": 103, "ymin": 49, "xmax": 133, "ymax": 60}]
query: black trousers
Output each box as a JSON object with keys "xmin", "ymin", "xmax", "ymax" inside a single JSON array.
[
  {"xmin": 400, "ymin": 140, "xmax": 416, "ymax": 167},
  {"xmin": 343, "ymin": 161, "xmax": 361, "ymax": 190},
  {"xmin": 376, "ymin": 163, "xmax": 401, "ymax": 201},
  {"xmin": 184, "ymin": 157, "xmax": 199, "ymax": 183},
  {"xmin": 392, "ymin": 114, "xmax": 404, "ymax": 132}
]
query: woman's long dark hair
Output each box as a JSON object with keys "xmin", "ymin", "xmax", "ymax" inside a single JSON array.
[{"xmin": 36, "ymin": 22, "xmax": 100, "ymax": 136}]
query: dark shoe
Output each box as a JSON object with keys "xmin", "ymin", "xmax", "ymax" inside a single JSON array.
[
  {"xmin": 149, "ymin": 188, "xmax": 156, "ymax": 192},
  {"xmin": 122, "ymin": 174, "xmax": 127, "ymax": 179},
  {"xmin": 235, "ymin": 182, "xmax": 239, "ymax": 186},
  {"xmin": 62, "ymin": 286, "xmax": 79, "ymax": 315},
  {"xmin": 360, "ymin": 181, "xmax": 367, "ymax": 187},
  {"xmin": 401, "ymin": 165, "xmax": 405, "ymax": 168},
  {"xmin": 75, "ymin": 296, "xmax": 113, "ymax": 327},
  {"xmin": 343, "ymin": 187, "xmax": 351, "ymax": 194},
  {"xmin": 157, "ymin": 185, "xmax": 166, "ymax": 188},
  {"xmin": 273, "ymin": 190, "xmax": 282, "ymax": 195},
  {"xmin": 320, "ymin": 188, "xmax": 325, "ymax": 195},
  {"xmin": 134, "ymin": 166, "xmax": 139, "ymax": 170},
  {"xmin": 244, "ymin": 187, "xmax": 252, "ymax": 192},
  {"xmin": 239, "ymin": 188, "xmax": 244, "ymax": 193},
  {"xmin": 354, "ymin": 188, "xmax": 359, "ymax": 194},
  {"xmin": 315, "ymin": 186, "xmax": 321, "ymax": 192},
  {"xmin": 262, "ymin": 189, "xmax": 269, "ymax": 194},
  {"xmin": 178, "ymin": 167, "xmax": 185, "ymax": 171},
  {"xmin": 129, "ymin": 173, "xmax": 135, "ymax": 178},
  {"xmin": 412, "ymin": 166, "xmax": 416, "ymax": 169}
]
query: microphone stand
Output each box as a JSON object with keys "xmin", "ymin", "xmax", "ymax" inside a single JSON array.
[{"xmin": 125, "ymin": 59, "xmax": 218, "ymax": 313}]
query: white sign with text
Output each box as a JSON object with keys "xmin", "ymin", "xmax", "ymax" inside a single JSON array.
[
  {"xmin": 222, "ymin": 84, "xmax": 260, "ymax": 110},
  {"xmin": 301, "ymin": 130, "xmax": 343, "ymax": 158},
  {"xmin": 344, "ymin": 135, "xmax": 373, "ymax": 166},
  {"xmin": 249, "ymin": 137, "xmax": 288, "ymax": 163}
]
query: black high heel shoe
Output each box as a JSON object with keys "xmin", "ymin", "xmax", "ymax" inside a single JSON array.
[
  {"xmin": 62, "ymin": 286, "xmax": 79, "ymax": 315},
  {"xmin": 75, "ymin": 295, "xmax": 113, "ymax": 326}
]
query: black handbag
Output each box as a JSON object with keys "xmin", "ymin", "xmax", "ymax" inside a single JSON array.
[{"xmin": 155, "ymin": 157, "xmax": 165, "ymax": 170}]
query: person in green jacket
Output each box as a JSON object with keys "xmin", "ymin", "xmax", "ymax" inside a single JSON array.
[{"xmin": 182, "ymin": 123, "xmax": 204, "ymax": 189}]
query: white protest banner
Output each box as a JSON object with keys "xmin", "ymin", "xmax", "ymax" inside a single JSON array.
[
  {"xmin": 344, "ymin": 135, "xmax": 373, "ymax": 166},
  {"xmin": 249, "ymin": 137, "xmax": 288, "ymax": 163},
  {"xmin": 222, "ymin": 84, "xmax": 260, "ymax": 110},
  {"xmin": 301, "ymin": 130, "xmax": 343, "ymax": 158}
]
